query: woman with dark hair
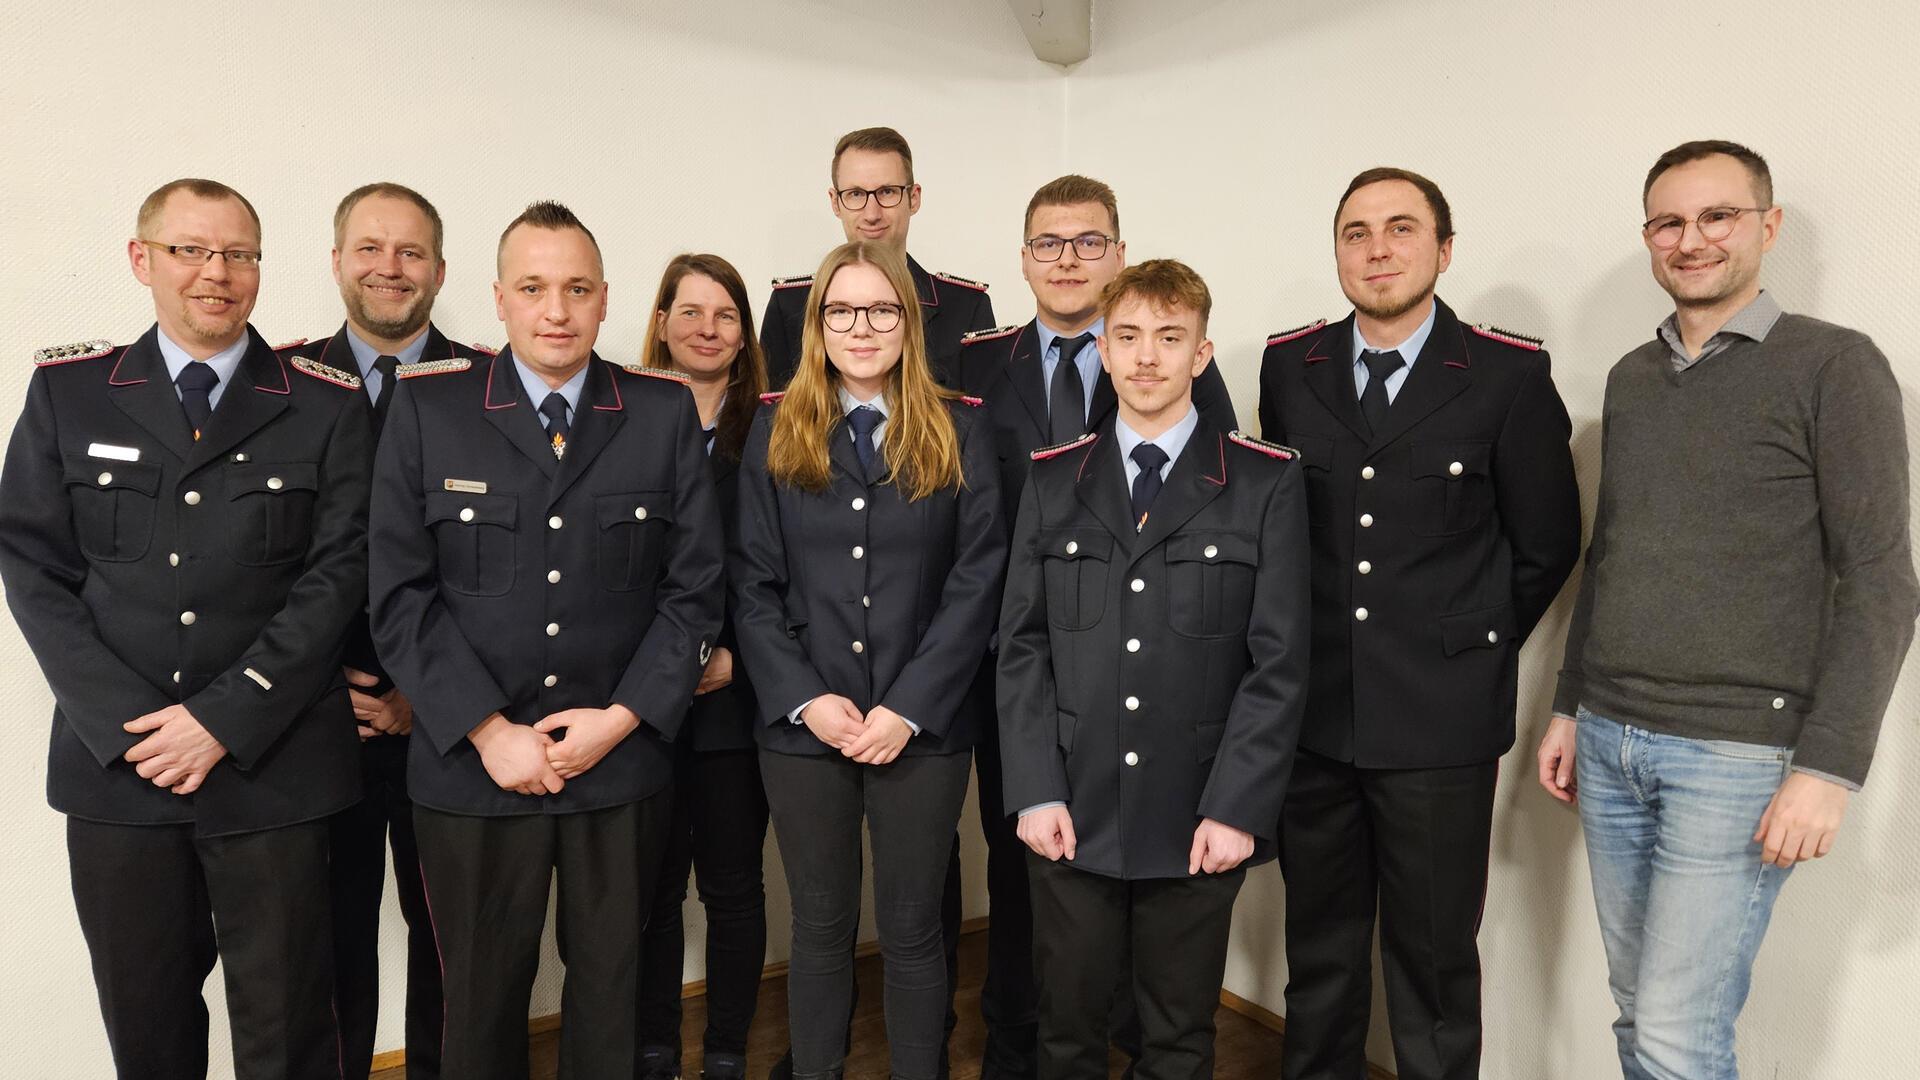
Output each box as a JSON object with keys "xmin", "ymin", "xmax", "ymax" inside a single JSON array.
[
  {"xmin": 731, "ymin": 241, "xmax": 1005, "ymax": 1080},
  {"xmin": 635, "ymin": 253, "xmax": 769, "ymax": 1080}
]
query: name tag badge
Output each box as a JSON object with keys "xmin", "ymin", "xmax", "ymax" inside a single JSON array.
[
  {"xmin": 443, "ymin": 478, "xmax": 489, "ymax": 494},
  {"xmin": 87, "ymin": 442, "xmax": 140, "ymax": 462}
]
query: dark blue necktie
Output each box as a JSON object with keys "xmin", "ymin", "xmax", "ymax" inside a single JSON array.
[
  {"xmin": 848, "ymin": 405, "xmax": 883, "ymax": 479},
  {"xmin": 539, "ymin": 391, "xmax": 571, "ymax": 459},
  {"xmin": 1049, "ymin": 332, "xmax": 1094, "ymax": 443},
  {"xmin": 1129, "ymin": 442, "xmax": 1169, "ymax": 531},
  {"xmin": 1359, "ymin": 349, "xmax": 1405, "ymax": 437},
  {"xmin": 371, "ymin": 355, "xmax": 399, "ymax": 431},
  {"xmin": 176, "ymin": 362, "xmax": 219, "ymax": 440}
]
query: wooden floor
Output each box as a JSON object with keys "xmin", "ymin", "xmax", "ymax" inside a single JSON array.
[{"xmin": 374, "ymin": 927, "xmax": 1285, "ymax": 1078}]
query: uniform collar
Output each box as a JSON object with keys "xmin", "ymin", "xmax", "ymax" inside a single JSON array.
[
  {"xmin": 1114, "ymin": 402, "xmax": 1199, "ymax": 472},
  {"xmin": 155, "ymin": 328, "xmax": 248, "ymax": 391},
  {"xmin": 1351, "ymin": 298, "xmax": 1439, "ymax": 368}
]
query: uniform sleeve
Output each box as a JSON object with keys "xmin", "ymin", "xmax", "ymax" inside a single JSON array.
[
  {"xmin": 368, "ymin": 381, "xmax": 513, "ymax": 756},
  {"xmin": 187, "ymin": 392, "xmax": 374, "ymax": 769},
  {"xmin": 0, "ymin": 371, "xmax": 172, "ymax": 765},
  {"xmin": 877, "ymin": 412, "xmax": 1007, "ymax": 735},
  {"xmin": 995, "ymin": 474, "xmax": 1070, "ymax": 813},
  {"xmin": 1197, "ymin": 461, "xmax": 1310, "ymax": 838},
  {"xmin": 1493, "ymin": 353, "xmax": 1582, "ymax": 641},
  {"xmin": 728, "ymin": 413, "xmax": 832, "ymax": 724},
  {"xmin": 609, "ymin": 389, "xmax": 725, "ymax": 740},
  {"xmin": 1255, "ymin": 344, "xmax": 1286, "ymax": 442}
]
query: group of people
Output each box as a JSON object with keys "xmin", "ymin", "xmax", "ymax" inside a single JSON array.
[{"xmin": 0, "ymin": 124, "xmax": 1909, "ymax": 1080}]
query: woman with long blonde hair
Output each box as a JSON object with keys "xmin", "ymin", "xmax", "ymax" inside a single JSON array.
[{"xmin": 730, "ymin": 241, "xmax": 1005, "ymax": 1080}]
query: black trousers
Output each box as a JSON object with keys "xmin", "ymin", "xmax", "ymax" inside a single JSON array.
[
  {"xmin": 67, "ymin": 816, "xmax": 338, "ymax": 1080},
  {"xmin": 761, "ymin": 749, "xmax": 973, "ymax": 1080},
  {"xmin": 1278, "ymin": 750, "xmax": 1498, "ymax": 1080},
  {"xmin": 415, "ymin": 794, "xmax": 673, "ymax": 1080},
  {"xmin": 636, "ymin": 745, "xmax": 771, "ymax": 1063},
  {"xmin": 1027, "ymin": 853, "xmax": 1243, "ymax": 1080},
  {"xmin": 329, "ymin": 734, "xmax": 440, "ymax": 1079}
]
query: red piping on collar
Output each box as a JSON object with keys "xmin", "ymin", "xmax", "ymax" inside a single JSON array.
[
  {"xmin": 1075, "ymin": 437, "xmax": 1100, "ymax": 483},
  {"xmin": 593, "ymin": 364, "xmax": 624, "ymax": 411},
  {"xmin": 484, "ymin": 356, "xmax": 517, "ymax": 410},
  {"xmin": 1202, "ymin": 434, "xmax": 1227, "ymax": 485},
  {"xmin": 1303, "ymin": 337, "xmax": 1334, "ymax": 365},
  {"xmin": 1445, "ymin": 326, "xmax": 1472, "ymax": 369},
  {"xmin": 255, "ymin": 348, "xmax": 292, "ymax": 395},
  {"xmin": 106, "ymin": 349, "xmax": 145, "ymax": 386}
]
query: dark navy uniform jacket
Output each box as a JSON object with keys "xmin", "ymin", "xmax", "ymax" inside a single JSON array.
[{"xmin": 760, "ymin": 254, "xmax": 995, "ymax": 390}]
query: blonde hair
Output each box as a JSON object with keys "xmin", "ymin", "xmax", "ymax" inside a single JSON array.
[{"xmin": 767, "ymin": 242, "xmax": 962, "ymax": 501}]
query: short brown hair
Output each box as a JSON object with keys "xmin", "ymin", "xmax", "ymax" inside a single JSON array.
[
  {"xmin": 334, "ymin": 182, "xmax": 445, "ymax": 261},
  {"xmin": 496, "ymin": 200, "xmax": 602, "ymax": 277},
  {"xmin": 1643, "ymin": 139, "xmax": 1773, "ymax": 209},
  {"xmin": 137, "ymin": 178, "xmax": 261, "ymax": 243},
  {"xmin": 1024, "ymin": 174, "xmax": 1120, "ymax": 239},
  {"xmin": 831, "ymin": 127, "xmax": 914, "ymax": 187},
  {"xmin": 1336, "ymin": 167, "xmax": 1454, "ymax": 243},
  {"xmin": 1097, "ymin": 259, "xmax": 1212, "ymax": 333}
]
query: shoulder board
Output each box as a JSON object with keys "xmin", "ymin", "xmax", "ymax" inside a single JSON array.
[
  {"xmin": 623, "ymin": 364, "xmax": 691, "ymax": 384},
  {"xmin": 1470, "ymin": 323, "xmax": 1544, "ymax": 351},
  {"xmin": 1266, "ymin": 320, "xmax": 1327, "ymax": 347},
  {"xmin": 960, "ymin": 325, "xmax": 1020, "ymax": 345},
  {"xmin": 33, "ymin": 338, "xmax": 116, "ymax": 366},
  {"xmin": 395, "ymin": 357, "xmax": 473, "ymax": 379},
  {"xmin": 932, "ymin": 271, "xmax": 989, "ymax": 292},
  {"xmin": 1030, "ymin": 431, "xmax": 1098, "ymax": 461},
  {"xmin": 1227, "ymin": 431, "xmax": 1297, "ymax": 461},
  {"xmin": 770, "ymin": 275, "xmax": 814, "ymax": 290},
  {"xmin": 271, "ymin": 337, "xmax": 310, "ymax": 352},
  {"xmin": 290, "ymin": 356, "xmax": 362, "ymax": 390},
  {"xmin": 758, "ymin": 390, "xmax": 787, "ymax": 405},
  {"xmin": 469, "ymin": 342, "xmax": 500, "ymax": 356},
  {"xmin": 958, "ymin": 394, "xmax": 984, "ymax": 407}
]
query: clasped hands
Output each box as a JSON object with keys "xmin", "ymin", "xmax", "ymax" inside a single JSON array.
[
  {"xmin": 801, "ymin": 693, "xmax": 911, "ymax": 765},
  {"xmin": 1017, "ymin": 805, "xmax": 1255, "ymax": 876},
  {"xmin": 468, "ymin": 704, "xmax": 642, "ymax": 796}
]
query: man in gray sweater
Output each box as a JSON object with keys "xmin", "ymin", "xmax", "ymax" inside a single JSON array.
[{"xmin": 1537, "ymin": 140, "xmax": 1918, "ymax": 1080}]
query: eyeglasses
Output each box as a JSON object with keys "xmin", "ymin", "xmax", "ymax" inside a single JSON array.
[
  {"xmin": 1025, "ymin": 233, "xmax": 1116, "ymax": 262},
  {"xmin": 1641, "ymin": 207, "xmax": 1767, "ymax": 250},
  {"xmin": 822, "ymin": 302, "xmax": 904, "ymax": 333},
  {"xmin": 141, "ymin": 241, "xmax": 263, "ymax": 268},
  {"xmin": 835, "ymin": 185, "xmax": 909, "ymax": 211}
]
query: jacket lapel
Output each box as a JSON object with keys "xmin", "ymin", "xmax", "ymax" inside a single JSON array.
[
  {"xmin": 828, "ymin": 411, "xmax": 872, "ymax": 487},
  {"xmin": 1365, "ymin": 299, "xmax": 1473, "ymax": 452},
  {"xmin": 1302, "ymin": 315, "xmax": 1370, "ymax": 443},
  {"xmin": 1005, "ymin": 323, "xmax": 1048, "ymax": 437},
  {"xmin": 184, "ymin": 329, "xmax": 290, "ymax": 475},
  {"xmin": 546, "ymin": 358, "xmax": 626, "ymax": 508},
  {"xmin": 107, "ymin": 327, "xmax": 196, "ymax": 461},
  {"xmin": 480, "ymin": 349, "xmax": 559, "ymax": 479},
  {"xmin": 1133, "ymin": 424, "xmax": 1228, "ymax": 557},
  {"xmin": 1073, "ymin": 421, "xmax": 1138, "ymax": 548}
]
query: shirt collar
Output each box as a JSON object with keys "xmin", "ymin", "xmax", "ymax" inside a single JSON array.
[
  {"xmin": 342, "ymin": 323, "xmax": 432, "ymax": 380},
  {"xmin": 155, "ymin": 328, "xmax": 249, "ymax": 390},
  {"xmin": 1036, "ymin": 317, "xmax": 1105, "ymax": 364},
  {"xmin": 837, "ymin": 383, "xmax": 890, "ymax": 418},
  {"xmin": 512, "ymin": 355, "xmax": 590, "ymax": 416},
  {"xmin": 1114, "ymin": 402, "xmax": 1200, "ymax": 472},
  {"xmin": 1352, "ymin": 299, "xmax": 1439, "ymax": 368},
  {"xmin": 1656, "ymin": 289, "xmax": 1783, "ymax": 355}
]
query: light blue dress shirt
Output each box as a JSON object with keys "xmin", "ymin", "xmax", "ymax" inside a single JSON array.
[
  {"xmin": 512, "ymin": 356, "xmax": 588, "ymax": 427},
  {"xmin": 1350, "ymin": 301, "xmax": 1438, "ymax": 405},
  {"xmin": 1036, "ymin": 318, "xmax": 1105, "ymax": 420},
  {"xmin": 155, "ymin": 331, "xmax": 248, "ymax": 410},
  {"xmin": 342, "ymin": 326, "xmax": 431, "ymax": 403}
]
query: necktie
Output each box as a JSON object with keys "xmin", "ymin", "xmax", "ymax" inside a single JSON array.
[
  {"xmin": 1129, "ymin": 442, "xmax": 1169, "ymax": 532},
  {"xmin": 1359, "ymin": 349, "xmax": 1405, "ymax": 438},
  {"xmin": 539, "ymin": 392, "xmax": 571, "ymax": 459},
  {"xmin": 176, "ymin": 362, "xmax": 219, "ymax": 440},
  {"xmin": 1048, "ymin": 332, "xmax": 1094, "ymax": 444},
  {"xmin": 848, "ymin": 405, "xmax": 883, "ymax": 480},
  {"xmin": 371, "ymin": 355, "xmax": 399, "ymax": 431}
]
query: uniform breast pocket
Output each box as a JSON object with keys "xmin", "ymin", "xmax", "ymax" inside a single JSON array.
[
  {"xmin": 597, "ymin": 491, "xmax": 672, "ymax": 592},
  {"xmin": 1410, "ymin": 440, "xmax": 1494, "ymax": 536},
  {"xmin": 63, "ymin": 454, "xmax": 160, "ymax": 562},
  {"xmin": 1038, "ymin": 528, "xmax": 1112, "ymax": 631},
  {"xmin": 1166, "ymin": 532, "xmax": 1258, "ymax": 638},
  {"xmin": 425, "ymin": 490, "xmax": 517, "ymax": 596},
  {"xmin": 1288, "ymin": 434, "xmax": 1334, "ymax": 528},
  {"xmin": 225, "ymin": 462, "xmax": 319, "ymax": 566}
]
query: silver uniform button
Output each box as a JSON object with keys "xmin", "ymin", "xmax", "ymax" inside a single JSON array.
[
  {"xmin": 862, "ymin": 595, "xmax": 871, "ymax": 608},
  {"xmin": 1124, "ymin": 751, "xmax": 1139, "ymax": 767},
  {"xmin": 1125, "ymin": 695, "xmax": 1140, "ymax": 711},
  {"xmin": 1354, "ymin": 607, "xmax": 1369, "ymax": 621},
  {"xmin": 548, "ymin": 569, "xmax": 562, "ymax": 584},
  {"xmin": 97, "ymin": 472, "xmax": 112, "ymax": 486},
  {"xmin": 543, "ymin": 675, "xmax": 558, "ymax": 688},
  {"xmin": 1358, "ymin": 560, "xmax": 1372, "ymax": 574},
  {"xmin": 1772, "ymin": 697, "xmax": 1786, "ymax": 710},
  {"xmin": 183, "ymin": 490, "xmax": 201, "ymax": 505},
  {"xmin": 1204, "ymin": 545, "xmax": 1219, "ymax": 559},
  {"xmin": 1126, "ymin": 638, "xmax": 1140, "ymax": 653},
  {"xmin": 1361, "ymin": 465, "xmax": 1375, "ymax": 480},
  {"xmin": 168, "ymin": 552, "xmax": 180, "ymax": 567},
  {"xmin": 267, "ymin": 476, "xmax": 284, "ymax": 491},
  {"xmin": 1066, "ymin": 540, "xmax": 1079, "ymax": 555},
  {"xmin": 1487, "ymin": 630, "xmax": 1499, "ymax": 644},
  {"xmin": 1359, "ymin": 513, "xmax": 1374, "ymax": 528},
  {"xmin": 179, "ymin": 611, "xmax": 196, "ymax": 625},
  {"xmin": 546, "ymin": 622, "xmax": 560, "ymax": 637},
  {"xmin": 851, "ymin": 640, "xmax": 865, "ymax": 654},
  {"xmin": 852, "ymin": 497, "xmax": 866, "ymax": 511},
  {"xmin": 1449, "ymin": 461, "xmax": 1464, "ymax": 476},
  {"xmin": 1130, "ymin": 578, "xmax": 1145, "ymax": 593},
  {"xmin": 172, "ymin": 670, "xmax": 181, "ymax": 684},
  {"xmin": 852, "ymin": 546, "xmax": 864, "ymax": 560},
  {"xmin": 459, "ymin": 507, "xmax": 475, "ymax": 523},
  {"xmin": 634, "ymin": 506, "xmax": 649, "ymax": 521},
  {"xmin": 548, "ymin": 515, "xmax": 563, "ymax": 530}
]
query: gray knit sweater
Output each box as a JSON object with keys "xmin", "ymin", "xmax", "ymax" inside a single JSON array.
[{"xmin": 1553, "ymin": 306, "xmax": 1917, "ymax": 787}]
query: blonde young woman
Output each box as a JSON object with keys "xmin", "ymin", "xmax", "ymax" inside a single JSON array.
[
  {"xmin": 634, "ymin": 253, "xmax": 769, "ymax": 1080},
  {"xmin": 730, "ymin": 241, "xmax": 1005, "ymax": 1080}
]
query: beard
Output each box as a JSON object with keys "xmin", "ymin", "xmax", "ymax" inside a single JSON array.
[
  {"xmin": 1351, "ymin": 280, "xmax": 1435, "ymax": 323},
  {"xmin": 343, "ymin": 279, "xmax": 433, "ymax": 341}
]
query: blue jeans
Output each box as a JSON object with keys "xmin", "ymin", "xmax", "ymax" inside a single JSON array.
[{"xmin": 1575, "ymin": 708, "xmax": 1794, "ymax": 1080}]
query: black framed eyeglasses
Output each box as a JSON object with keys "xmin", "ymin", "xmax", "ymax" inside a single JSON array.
[
  {"xmin": 140, "ymin": 240, "xmax": 263, "ymax": 268},
  {"xmin": 835, "ymin": 185, "xmax": 909, "ymax": 211},
  {"xmin": 822, "ymin": 302, "xmax": 905, "ymax": 333},
  {"xmin": 1641, "ymin": 207, "xmax": 1767, "ymax": 250},
  {"xmin": 1025, "ymin": 233, "xmax": 1115, "ymax": 262}
]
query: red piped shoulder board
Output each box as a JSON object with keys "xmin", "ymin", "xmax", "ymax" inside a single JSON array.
[
  {"xmin": 271, "ymin": 338, "xmax": 310, "ymax": 352},
  {"xmin": 1470, "ymin": 324, "xmax": 1543, "ymax": 351},
  {"xmin": 759, "ymin": 391, "xmax": 787, "ymax": 404},
  {"xmin": 396, "ymin": 358, "xmax": 473, "ymax": 379},
  {"xmin": 958, "ymin": 395, "xmax": 984, "ymax": 407},
  {"xmin": 770, "ymin": 275, "xmax": 813, "ymax": 291},
  {"xmin": 1030, "ymin": 431, "xmax": 1097, "ymax": 461},
  {"xmin": 960, "ymin": 325, "xmax": 1020, "ymax": 345},
  {"xmin": 1266, "ymin": 320, "xmax": 1327, "ymax": 347},
  {"xmin": 1228, "ymin": 431, "xmax": 1297, "ymax": 461},
  {"xmin": 33, "ymin": 339, "xmax": 116, "ymax": 365},
  {"xmin": 932, "ymin": 271, "xmax": 989, "ymax": 292},
  {"xmin": 469, "ymin": 342, "xmax": 500, "ymax": 356},
  {"xmin": 623, "ymin": 364, "xmax": 691, "ymax": 384},
  {"xmin": 290, "ymin": 356, "xmax": 363, "ymax": 390}
]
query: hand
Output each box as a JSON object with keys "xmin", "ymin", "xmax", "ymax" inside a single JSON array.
[
  {"xmin": 468, "ymin": 713, "xmax": 565, "ymax": 795},
  {"xmin": 1017, "ymin": 805, "xmax": 1077, "ymax": 861},
  {"xmin": 1189, "ymin": 818, "xmax": 1255, "ymax": 875},
  {"xmin": 801, "ymin": 694, "xmax": 866, "ymax": 751},
  {"xmin": 346, "ymin": 667, "xmax": 413, "ymax": 739},
  {"xmin": 1754, "ymin": 771, "xmax": 1851, "ymax": 868},
  {"xmin": 124, "ymin": 704, "xmax": 228, "ymax": 795},
  {"xmin": 535, "ymin": 705, "xmax": 641, "ymax": 780},
  {"xmin": 844, "ymin": 705, "xmax": 912, "ymax": 765},
  {"xmin": 1536, "ymin": 715, "xmax": 1578, "ymax": 804},
  {"xmin": 694, "ymin": 647, "xmax": 735, "ymax": 696}
]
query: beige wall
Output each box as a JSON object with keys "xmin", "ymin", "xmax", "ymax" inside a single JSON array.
[{"xmin": 2, "ymin": 1, "xmax": 1915, "ymax": 1077}]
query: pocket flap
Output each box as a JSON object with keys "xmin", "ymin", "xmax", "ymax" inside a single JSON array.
[
  {"xmin": 63, "ymin": 454, "xmax": 160, "ymax": 496},
  {"xmin": 1439, "ymin": 602, "xmax": 1517, "ymax": 656},
  {"xmin": 425, "ymin": 489, "xmax": 517, "ymax": 527},
  {"xmin": 1036, "ymin": 528, "xmax": 1113, "ymax": 562},
  {"xmin": 1165, "ymin": 532, "xmax": 1258, "ymax": 566},
  {"xmin": 597, "ymin": 490, "xmax": 672, "ymax": 529},
  {"xmin": 1411, "ymin": 439, "xmax": 1492, "ymax": 479},
  {"xmin": 225, "ymin": 461, "xmax": 318, "ymax": 498}
]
